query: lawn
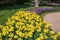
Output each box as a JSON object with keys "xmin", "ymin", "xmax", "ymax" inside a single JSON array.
[{"xmin": 0, "ymin": 4, "xmax": 60, "ymax": 25}]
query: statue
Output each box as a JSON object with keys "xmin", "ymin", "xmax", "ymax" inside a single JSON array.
[{"xmin": 34, "ymin": 0, "xmax": 39, "ymax": 8}]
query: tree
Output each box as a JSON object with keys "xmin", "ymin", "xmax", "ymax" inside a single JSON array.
[{"xmin": 34, "ymin": 0, "xmax": 39, "ymax": 8}]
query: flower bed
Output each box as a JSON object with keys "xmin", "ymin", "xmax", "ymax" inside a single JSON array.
[
  {"xmin": 30, "ymin": 7, "xmax": 54, "ymax": 14},
  {"xmin": 0, "ymin": 11, "xmax": 60, "ymax": 40}
]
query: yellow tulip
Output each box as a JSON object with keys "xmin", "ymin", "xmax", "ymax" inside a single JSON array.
[
  {"xmin": 43, "ymin": 29, "xmax": 49, "ymax": 34},
  {"xmin": 50, "ymin": 31, "xmax": 55, "ymax": 35},
  {"xmin": 8, "ymin": 33, "xmax": 14, "ymax": 37},
  {"xmin": 57, "ymin": 32, "xmax": 60, "ymax": 36}
]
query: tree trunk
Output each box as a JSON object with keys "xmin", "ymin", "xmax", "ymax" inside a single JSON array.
[{"xmin": 34, "ymin": 0, "xmax": 39, "ymax": 8}]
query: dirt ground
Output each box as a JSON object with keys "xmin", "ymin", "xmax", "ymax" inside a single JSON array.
[{"xmin": 44, "ymin": 12, "xmax": 60, "ymax": 32}]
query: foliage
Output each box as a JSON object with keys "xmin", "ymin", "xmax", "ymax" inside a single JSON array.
[{"xmin": 0, "ymin": 0, "xmax": 32, "ymax": 5}]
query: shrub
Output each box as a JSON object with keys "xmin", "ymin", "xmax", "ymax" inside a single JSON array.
[
  {"xmin": 15, "ymin": 0, "xmax": 32, "ymax": 4},
  {"xmin": 0, "ymin": 0, "xmax": 32, "ymax": 5},
  {"xmin": 15, "ymin": 0, "xmax": 24, "ymax": 4}
]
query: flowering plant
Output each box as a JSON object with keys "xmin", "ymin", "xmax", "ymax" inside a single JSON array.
[
  {"xmin": 0, "ymin": 11, "xmax": 60, "ymax": 40},
  {"xmin": 30, "ymin": 7, "xmax": 54, "ymax": 14}
]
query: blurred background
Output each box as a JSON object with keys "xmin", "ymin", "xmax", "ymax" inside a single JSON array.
[{"xmin": 0, "ymin": 0, "xmax": 60, "ymax": 6}]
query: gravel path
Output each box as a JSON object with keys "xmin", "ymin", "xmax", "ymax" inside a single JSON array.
[{"xmin": 44, "ymin": 12, "xmax": 60, "ymax": 32}]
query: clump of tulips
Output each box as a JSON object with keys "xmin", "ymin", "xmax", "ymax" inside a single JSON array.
[{"xmin": 0, "ymin": 11, "xmax": 60, "ymax": 40}]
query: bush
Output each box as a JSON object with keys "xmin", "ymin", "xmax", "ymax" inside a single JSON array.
[
  {"xmin": 23, "ymin": 0, "xmax": 32, "ymax": 3},
  {"xmin": 15, "ymin": 0, "xmax": 24, "ymax": 4},
  {"xmin": 15, "ymin": 0, "xmax": 32, "ymax": 4},
  {"xmin": 0, "ymin": 0, "xmax": 32, "ymax": 5}
]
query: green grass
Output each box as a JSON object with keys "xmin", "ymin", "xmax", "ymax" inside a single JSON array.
[
  {"xmin": 0, "ymin": 5, "xmax": 60, "ymax": 25},
  {"xmin": 0, "ymin": 4, "xmax": 31, "ymax": 25},
  {"xmin": 0, "ymin": 10, "xmax": 16, "ymax": 25}
]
